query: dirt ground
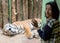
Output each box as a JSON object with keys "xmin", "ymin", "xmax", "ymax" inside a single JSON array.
[{"xmin": 0, "ymin": 29, "xmax": 42, "ymax": 43}]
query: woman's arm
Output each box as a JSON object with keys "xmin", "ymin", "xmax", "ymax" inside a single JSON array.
[
  {"xmin": 37, "ymin": 24, "xmax": 52, "ymax": 41},
  {"xmin": 37, "ymin": 19, "xmax": 55, "ymax": 41}
]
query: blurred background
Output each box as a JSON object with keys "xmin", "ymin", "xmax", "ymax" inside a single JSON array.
[{"xmin": 0, "ymin": 0, "xmax": 60, "ymax": 28}]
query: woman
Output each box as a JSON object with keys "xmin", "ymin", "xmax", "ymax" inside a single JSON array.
[{"xmin": 37, "ymin": 1, "xmax": 60, "ymax": 43}]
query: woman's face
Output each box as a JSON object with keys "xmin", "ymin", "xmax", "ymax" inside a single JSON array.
[{"xmin": 45, "ymin": 4, "xmax": 52, "ymax": 18}]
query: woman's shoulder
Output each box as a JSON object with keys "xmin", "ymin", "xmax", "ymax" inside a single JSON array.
[{"xmin": 46, "ymin": 19, "xmax": 56, "ymax": 28}]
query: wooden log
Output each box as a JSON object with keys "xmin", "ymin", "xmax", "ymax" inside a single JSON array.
[
  {"xmin": 33, "ymin": 0, "xmax": 37, "ymax": 18},
  {"xmin": 1, "ymin": 0, "xmax": 8, "ymax": 28},
  {"xmin": 0, "ymin": 0, "xmax": 3, "ymax": 28},
  {"xmin": 8, "ymin": 0, "xmax": 12, "ymax": 23},
  {"xmin": 20, "ymin": 0, "xmax": 24, "ymax": 20},
  {"xmin": 28, "ymin": 0, "xmax": 33, "ymax": 19},
  {"xmin": 16, "ymin": 0, "xmax": 21, "ymax": 21},
  {"xmin": 37, "ymin": 0, "xmax": 42, "ymax": 18},
  {"xmin": 11, "ymin": 0, "xmax": 16, "ymax": 23},
  {"xmin": 23, "ymin": 0, "xmax": 28, "ymax": 20}
]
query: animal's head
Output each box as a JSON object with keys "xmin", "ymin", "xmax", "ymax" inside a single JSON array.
[{"xmin": 3, "ymin": 23, "xmax": 19, "ymax": 35}]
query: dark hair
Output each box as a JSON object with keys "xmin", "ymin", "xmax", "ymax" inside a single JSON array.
[{"xmin": 46, "ymin": 1, "xmax": 59, "ymax": 20}]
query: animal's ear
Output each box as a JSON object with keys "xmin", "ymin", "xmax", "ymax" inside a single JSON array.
[{"xmin": 32, "ymin": 18, "xmax": 38, "ymax": 27}]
